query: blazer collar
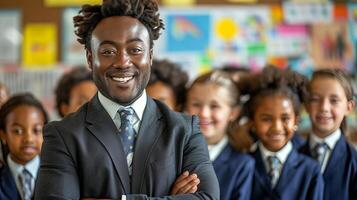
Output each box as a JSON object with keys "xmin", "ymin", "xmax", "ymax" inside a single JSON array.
[
  {"xmin": 324, "ymin": 136, "xmax": 346, "ymax": 175},
  {"xmin": 274, "ymin": 149, "xmax": 299, "ymax": 193},
  {"xmin": 86, "ymin": 95, "xmax": 131, "ymax": 193},
  {"xmin": 213, "ymin": 144, "xmax": 231, "ymax": 165},
  {"xmin": 302, "ymin": 135, "xmax": 346, "ymax": 175},
  {"xmin": 252, "ymin": 148, "xmax": 272, "ymax": 193}
]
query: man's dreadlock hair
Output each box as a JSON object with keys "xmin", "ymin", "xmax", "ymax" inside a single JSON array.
[
  {"xmin": 73, "ymin": 0, "xmax": 164, "ymax": 50},
  {"xmin": 239, "ymin": 65, "xmax": 308, "ymax": 120}
]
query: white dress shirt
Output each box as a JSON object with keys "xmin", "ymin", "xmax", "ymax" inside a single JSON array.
[
  {"xmin": 259, "ymin": 141, "xmax": 293, "ymax": 182},
  {"xmin": 310, "ymin": 128, "xmax": 341, "ymax": 173},
  {"xmin": 98, "ymin": 91, "xmax": 147, "ymax": 134},
  {"xmin": 7, "ymin": 155, "xmax": 40, "ymax": 199},
  {"xmin": 208, "ymin": 136, "xmax": 228, "ymax": 162}
]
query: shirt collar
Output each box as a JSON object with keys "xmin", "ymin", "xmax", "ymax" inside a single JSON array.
[
  {"xmin": 259, "ymin": 141, "xmax": 292, "ymax": 165},
  {"xmin": 207, "ymin": 136, "xmax": 228, "ymax": 161},
  {"xmin": 98, "ymin": 90, "xmax": 147, "ymax": 121},
  {"xmin": 7, "ymin": 155, "xmax": 40, "ymax": 178},
  {"xmin": 310, "ymin": 128, "xmax": 341, "ymax": 150}
]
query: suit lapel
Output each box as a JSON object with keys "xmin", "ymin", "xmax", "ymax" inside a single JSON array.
[
  {"xmin": 252, "ymin": 149, "xmax": 272, "ymax": 194},
  {"xmin": 131, "ymin": 98, "xmax": 163, "ymax": 193},
  {"xmin": 85, "ymin": 95, "xmax": 130, "ymax": 193},
  {"xmin": 324, "ymin": 136, "xmax": 346, "ymax": 177}
]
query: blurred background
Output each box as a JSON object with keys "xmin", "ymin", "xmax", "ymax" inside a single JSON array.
[{"xmin": 0, "ymin": 0, "xmax": 357, "ymax": 136}]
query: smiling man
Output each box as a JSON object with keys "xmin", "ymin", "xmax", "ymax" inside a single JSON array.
[{"xmin": 34, "ymin": 0, "xmax": 219, "ymax": 200}]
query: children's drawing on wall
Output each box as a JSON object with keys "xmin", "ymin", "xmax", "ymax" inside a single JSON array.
[{"xmin": 310, "ymin": 22, "xmax": 354, "ymax": 71}]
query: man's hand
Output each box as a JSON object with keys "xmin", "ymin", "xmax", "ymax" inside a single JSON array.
[{"xmin": 170, "ymin": 171, "xmax": 200, "ymax": 195}]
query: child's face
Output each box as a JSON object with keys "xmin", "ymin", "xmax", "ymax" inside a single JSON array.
[
  {"xmin": 252, "ymin": 95, "xmax": 297, "ymax": 152},
  {"xmin": 62, "ymin": 81, "xmax": 97, "ymax": 116},
  {"xmin": 306, "ymin": 77, "xmax": 354, "ymax": 138},
  {"xmin": 0, "ymin": 105, "xmax": 45, "ymax": 165},
  {"xmin": 186, "ymin": 83, "xmax": 239, "ymax": 145},
  {"xmin": 146, "ymin": 81, "xmax": 176, "ymax": 111}
]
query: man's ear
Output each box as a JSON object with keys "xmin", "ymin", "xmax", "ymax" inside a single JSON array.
[{"xmin": 86, "ymin": 49, "xmax": 93, "ymax": 71}]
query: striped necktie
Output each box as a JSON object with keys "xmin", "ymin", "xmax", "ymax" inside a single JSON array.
[
  {"xmin": 267, "ymin": 155, "xmax": 281, "ymax": 187},
  {"xmin": 312, "ymin": 142, "xmax": 329, "ymax": 169},
  {"xmin": 18, "ymin": 168, "xmax": 32, "ymax": 200}
]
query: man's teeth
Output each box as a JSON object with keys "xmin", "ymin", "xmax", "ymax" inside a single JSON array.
[{"xmin": 112, "ymin": 76, "xmax": 133, "ymax": 83}]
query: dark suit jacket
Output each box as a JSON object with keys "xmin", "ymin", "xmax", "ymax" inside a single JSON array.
[
  {"xmin": 212, "ymin": 144, "xmax": 254, "ymax": 200},
  {"xmin": 251, "ymin": 147, "xmax": 324, "ymax": 200},
  {"xmin": 34, "ymin": 95, "xmax": 219, "ymax": 200},
  {"xmin": 299, "ymin": 135, "xmax": 357, "ymax": 200},
  {"xmin": 0, "ymin": 165, "xmax": 21, "ymax": 200}
]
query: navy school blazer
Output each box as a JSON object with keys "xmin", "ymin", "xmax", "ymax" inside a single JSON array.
[
  {"xmin": 0, "ymin": 165, "xmax": 21, "ymax": 200},
  {"xmin": 212, "ymin": 144, "xmax": 254, "ymax": 200},
  {"xmin": 299, "ymin": 135, "xmax": 357, "ymax": 200},
  {"xmin": 250, "ymin": 147, "xmax": 324, "ymax": 200}
]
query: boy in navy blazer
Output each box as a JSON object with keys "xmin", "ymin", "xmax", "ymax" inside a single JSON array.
[{"xmin": 302, "ymin": 69, "xmax": 357, "ymax": 200}]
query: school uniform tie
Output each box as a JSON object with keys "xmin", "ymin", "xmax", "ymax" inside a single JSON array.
[
  {"xmin": 18, "ymin": 168, "xmax": 32, "ymax": 200},
  {"xmin": 312, "ymin": 142, "xmax": 329, "ymax": 168},
  {"xmin": 118, "ymin": 107, "xmax": 136, "ymax": 175},
  {"xmin": 267, "ymin": 155, "xmax": 281, "ymax": 187}
]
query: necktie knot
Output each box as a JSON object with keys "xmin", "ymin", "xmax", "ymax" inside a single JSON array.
[
  {"xmin": 119, "ymin": 108, "xmax": 135, "ymax": 124},
  {"xmin": 19, "ymin": 168, "xmax": 32, "ymax": 200},
  {"xmin": 267, "ymin": 155, "xmax": 281, "ymax": 187},
  {"xmin": 267, "ymin": 155, "xmax": 281, "ymax": 171},
  {"xmin": 313, "ymin": 142, "xmax": 329, "ymax": 166}
]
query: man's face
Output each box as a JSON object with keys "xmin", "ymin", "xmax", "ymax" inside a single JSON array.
[{"xmin": 87, "ymin": 16, "xmax": 152, "ymax": 105}]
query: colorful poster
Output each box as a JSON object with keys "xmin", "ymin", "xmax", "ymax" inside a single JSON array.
[
  {"xmin": 23, "ymin": 23, "xmax": 57, "ymax": 67},
  {"xmin": 62, "ymin": 8, "xmax": 87, "ymax": 65},
  {"xmin": 166, "ymin": 14, "xmax": 210, "ymax": 53},
  {"xmin": 283, "ymin": 2, "xmax": 332, "ymax": 24},
  {"xmin": 45, "ymin": 0, "xmax": 101, "ymax": 7},
  {"xmin": 211, "ymin": 7, "xmax": 270, "ymax": 70},
  {"xmin": 0, "ymin": 10, "xmax": 21, "ymax": 63},
  {"xmin": 268, "ymin": 24, "xmax": 309, "ymax": 57},
  {"xmin": 310, "ymin": 22, "xmax": 354, "ymax": 71}
]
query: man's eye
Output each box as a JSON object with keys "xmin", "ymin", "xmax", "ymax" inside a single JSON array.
[
  {"xmin": 101, "ymin": 49, "xmax": 116, "ymax": 56},
  {"xmin": 130, "ymin": 48, "xmax": 143, "ymax": 54}
]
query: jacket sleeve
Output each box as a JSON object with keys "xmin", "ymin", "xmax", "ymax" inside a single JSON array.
[
  {"xmin": 34, "ymin": 123, "xmax": 80, "ymax": 200},
  {"xmin": 127, "ymin": 116, "xmax": 220, "ymax": 200}
]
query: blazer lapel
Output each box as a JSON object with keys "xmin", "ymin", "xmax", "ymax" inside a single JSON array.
[
  {"xmin": 0, "ymin": 165, "xmax": 20, "ymax": 199},
  {"xmin": 131, "ymin": 98, "xmax": 163, "ymax": 193},
  {"xmin": 213, "ymin": 144, "xmax": 230, "ymax": 167},
  {"xmin": 85, "ymin": 95, "xmax": 130, "ymax": 193},
  {"xmin": 252, "ymin": 149, "xmax": 272, "ymax": 194},
  {"xmin": 274, "ymin": 149, "xmax": 299, "ymax": 194},
  {"xmin": 324, "ymin": 136, "xmax": 346, "ymax": 177}
]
